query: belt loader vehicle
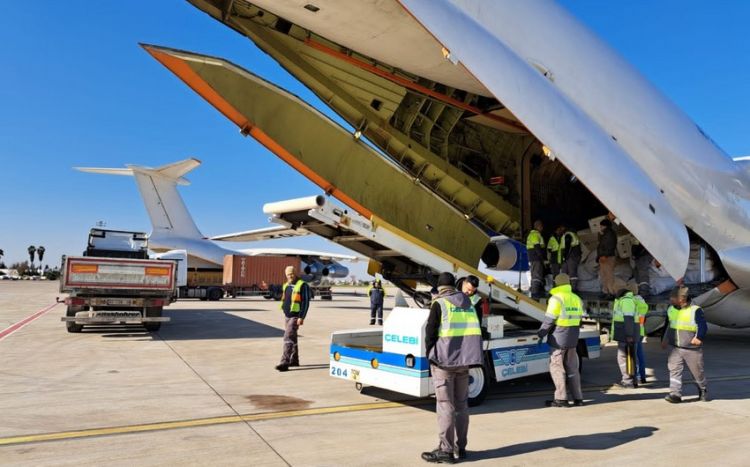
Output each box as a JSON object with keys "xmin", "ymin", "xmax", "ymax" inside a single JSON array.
[
  {"xmin": 262, "ymin": 196, "xmax": 601, "ymax": 405},
  {"xmin": 60, "ymin": 229, "xmax": 176, "ymax": 333}
]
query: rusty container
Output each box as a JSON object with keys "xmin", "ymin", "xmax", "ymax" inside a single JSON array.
[{"xmin": 223, "ymin": 255, "xmax": 301, "ymax": 288}]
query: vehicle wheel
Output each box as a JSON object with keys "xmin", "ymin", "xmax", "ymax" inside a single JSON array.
[
  {"xmin": 468, "ymin": 366, "xmax": 489, "ymax": 407},
  {"xmin": 207, "ymin": 287, "xmax": 223, "ymax": 301},
  {"xmin": 144, "ymin": 306, "xmax": 162, "ymax": 332},
  {"xmin": 355, "ymin": 382, "xmax": 364, "ymax": 393},
  {"xmin": 273, "ymin": 290, "xmax": 283, "ymax": 301},
  {"xmin": 66, "ymin": 305, "xmax": 84, "ymax": 333}
]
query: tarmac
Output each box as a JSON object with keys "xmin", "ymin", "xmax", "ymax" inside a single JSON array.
[{"xmin": 2, "ymin": 280, "xmax": 750, "ymax": 466}]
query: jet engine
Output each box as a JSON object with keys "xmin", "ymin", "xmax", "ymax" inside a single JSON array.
[
  {"xmin": 322, "ymin": 263, "xmax": 349, "ymax": 278},
  {"xmin": 480, "ymin": 236, "xmax": 528, "ymax": 272}
]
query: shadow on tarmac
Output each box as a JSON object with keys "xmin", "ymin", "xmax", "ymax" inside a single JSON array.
[
  {"xmin": 158, "ymin": 310, "xmax": 284, "ymax": 340},
  {"xmin": 84, "ymin": 311, "xmax": 284, "ymax": 340},
  {"xmin": 466, "ymin": 426, "xmax": 658, "ymax": 461}
]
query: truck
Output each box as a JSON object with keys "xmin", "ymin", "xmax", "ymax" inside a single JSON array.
[
  {"xmin": 59, "ymin": 229, "xmax": 176, "ymax": 333},
  {"xmin": 150, "ymin": 250, "xmax": 224, "ymax": 301},
  {"xmin": 260, "ymin": 196, "xmax": 602, "ymax": 405}
]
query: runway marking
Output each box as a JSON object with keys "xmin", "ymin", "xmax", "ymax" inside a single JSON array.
[
  {"xmin": 2, "ymin": 373, "xmax": 749, "ymax": 447},
  {"xmin": 0, "ymin": 302, "xmax": 59, "ymax": 342}
]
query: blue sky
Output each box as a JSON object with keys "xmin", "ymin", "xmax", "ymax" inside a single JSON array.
[{"xmin": 1, "ymin": 1, "xmax": 748, "ymax": 278}]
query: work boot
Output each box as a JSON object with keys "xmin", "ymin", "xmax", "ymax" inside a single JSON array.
[
  {"xmin": 545, "ymin": 399, "xmax": 570, "ymax": 407},
  {"xmin": 664, "ymin": 393, "xmax": 682, "ymax": 404},
  {"xmin": 699, "ymin": 389, "xmax": 709, "ymax": 402},
  {"xmin": 370, "ymin": 319, "xmax": 376, "ymax": 325},
  {"xmin": 573, "ymin": 399, "xmax": 585, "ymax": 407},
  {"xmin": 456, "ymin": 449, "xmax": 467, "ymax": 460},
  {"xmin": 288, "ymin": 362, "xmax": 299, "ymax": 368},
  {"xmin": 640, "ymin": 377, "xmax": 648, "ymax": 385},
  {"xmin": 377, "ymin": 320, "xmax": 383, "ymax": 326},
  {"xmin": 615, "ymin": 381, "xmax": 635, "ymax": 389},
  {"xmin": 420, "ymin": 449, "xmax": 455, "ymax": 464},
  {"xmin": 275, "ymin": 364, "xmax": 289, "ymax": 372}
]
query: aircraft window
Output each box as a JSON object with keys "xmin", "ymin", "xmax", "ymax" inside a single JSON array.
[{"xmin": 304, "ymin": 4, "xmax": 320, "ymax": 13}]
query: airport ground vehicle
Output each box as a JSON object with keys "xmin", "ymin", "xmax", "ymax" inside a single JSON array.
[
  {"xmin": 59, "ymin": 229, "xmax": 176, "ymax": 333},
  {"xmin": 330, "ymin": 308, "xmax": 600, "ymax": 406},
  {"xmin": 257, "ymin": 196, "xmax": 600, "ymax": 404}
]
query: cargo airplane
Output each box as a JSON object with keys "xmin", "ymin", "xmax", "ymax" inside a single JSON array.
[
  {"xmin": 141, "ymin": 1, "xmax": 749, "ymax": 327},
  {"xmin": 76, "ymin": 158, "xmax": 356, "ymax": 283}
]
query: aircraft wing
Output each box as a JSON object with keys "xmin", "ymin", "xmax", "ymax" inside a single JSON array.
[
  {"xmin": 211, "ymin": 225, "xmax": 310, "ymax": 242},
  {"xmin": 238, "ymin": 248, "xmax": 360, "ymax": 262},
  {"xmin": 397, "ymin": 0, "xmax": 690, "ymax": 279}
]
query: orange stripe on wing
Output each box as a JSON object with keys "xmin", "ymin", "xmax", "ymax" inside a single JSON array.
[{"xmin": 142, "ymin": 46, "xmax": 373, "ymax": 220}]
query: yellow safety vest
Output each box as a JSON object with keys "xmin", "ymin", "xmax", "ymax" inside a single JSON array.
[
  {"xmin": 280, "ymin": 279, "xmax": 305, "ymax": 313},
  {"xmin": 667, "ymin": 304, "xmax": 700, "ymax": 348},
  {"xmin": 561, "ymin": 231, "xmax": 580, "ymax": 249},
  {"xmin": 436, "ymin": 298, "xmax": 482, "ymax": 338},
  {"xmin": 635, "ymin": 295, "xmax": 648, "ymax": 337},
  {"xmin": 545, "ymin": 284, "xmax": 583, "ymax": 327},
  {"xmin": 611, "ymin": 293, "xmax": 636, "ymax": 340},
  {"xmin": 526, "ymin": 229, "xmax": 545, "ymax": 250},
  {"xmin": 547, "ymin": 236, "xmax": 561, "ymax": 263}
]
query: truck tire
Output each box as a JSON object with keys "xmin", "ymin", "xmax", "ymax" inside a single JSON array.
[
  {"xmin": 467, "ymin": 366, "xmax": 489, "ymax": 407},
  {"xmin": 66, "ymin": 305, "xmax": 84, "ymax": 333},
  {"xmin": 144, "ymin": 306, "xmax": 163, "ymax": 332},
  {"xmin": 208, "ymin": 287, "xmax": 223, "ymax": 301}
]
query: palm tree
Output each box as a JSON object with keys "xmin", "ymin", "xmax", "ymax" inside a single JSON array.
[
  {"xmin": 28, "ymin": 245, "xmax": 36, "ymax": 265},
  {"xmin": 37, "ymin": 246, "xmax": 45, "ymax": 263}
]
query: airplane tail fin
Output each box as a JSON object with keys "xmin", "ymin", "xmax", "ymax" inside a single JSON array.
[{"xmin": 76, "ymin": 158, "xmax": 204, "ymax": 240}]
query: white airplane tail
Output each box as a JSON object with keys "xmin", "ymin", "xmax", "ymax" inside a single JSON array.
[{"xmin": 76, "ymin": 158, "xmax": 204, "ymax": 240}]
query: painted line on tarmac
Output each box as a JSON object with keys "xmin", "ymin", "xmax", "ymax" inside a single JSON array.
[
  {"xmin": 3, "ymin": 373, "xmax": 750, "ymax": 447},
  {"xmin": 0, "ymin": 302, "xmax": 59, "ymax": 342},
  {"xmin": 0, "ymin": 401, "xmax": 409, "ymax": 446}
]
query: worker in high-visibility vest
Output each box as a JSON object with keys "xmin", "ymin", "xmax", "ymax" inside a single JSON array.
[
  {"xmin": 611, "ymin": 288, "xmax": 638, "ymax": 388},
  {"xmin": 633, "ymin": 286, "xmax": 649, "ymax": 384},
  {"xmin": 526, "ymin": 220, "xmax": 546, "ymax": 300},
  {"xmin": 421, "ymin": 272, "xmax": 483, "ymax": 463},
  {"xmin": 560, "ymin": 226, "xmax": 582, "ymax": 291},
  {"xmin": 662, "ymin": 286, "xmax": 708, "ymax": 403},
  {"xmin": 537, "ymin": 273, "xmax": 584, "ymax": 407},
  {"xmin": 275, "ymin": 265, "xmax": 311, "ymax": 372},
  {"xmin": 547, "ymin": 226, "xmax": 564, "ymax": 278}
]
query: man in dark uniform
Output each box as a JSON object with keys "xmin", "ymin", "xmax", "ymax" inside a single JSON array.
[
  {"xmin": 527, "ymin": 220, "xmax": 546, "ymax": 300},
  {"xmin": 275, "ymin": 265, "xmax": 311, "ymax": 372},
  {"xmin": 368, "ymin": 279, "xmax": 385, "ymax": 325}
]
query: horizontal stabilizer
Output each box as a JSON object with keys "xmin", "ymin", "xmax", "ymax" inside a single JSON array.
[
  {"xmin": 212, "ymin": 226, "xmax": 310, "ymax": 242},
  {"xmin": 76, "ymin": 158, "xmax": 201, "ymax": 186},
  {"xmin": 75, "ymin": 167, "xmax": 134, "ymax": 176}
]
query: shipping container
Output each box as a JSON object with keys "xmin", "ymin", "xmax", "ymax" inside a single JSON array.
[{"xmin": 223, "ymin": 255, "xmax": 302, "ymax": 288}]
